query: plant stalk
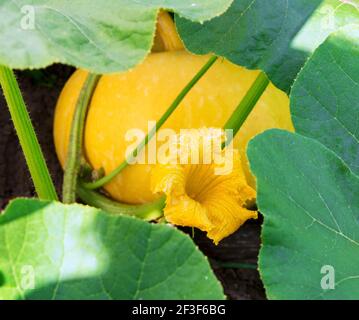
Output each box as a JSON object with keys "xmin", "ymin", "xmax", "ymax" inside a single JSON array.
[
  {"xmin": 0, "ymin": 66, "xmax": 58, "ymax": 201},
  {"xmin": 224, "ymin": 72, "xmax": 269, "ymax": 146},
  {"xmin": 77, "ymin": 184, "xmax": 165, "ymax": 221},
  {"xmin": 62, "ymin": 73, "xmax": 100, "ymax": 203},
  {"xmin": 83, "ymin": 55, "xmax": 219, "ymax": 190}
]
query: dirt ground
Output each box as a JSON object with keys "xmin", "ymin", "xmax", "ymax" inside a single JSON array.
[{"xmin": 0, "ymin": 65, "xmax": 266, "ymax": 300}]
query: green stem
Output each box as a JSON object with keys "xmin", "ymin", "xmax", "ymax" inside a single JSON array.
[
  {"xmin": 59, "ymin": 71, "xmax": 162, "ymax": 219},
  {"xmin": 62, "ymin": 74, "xmax": 100, "ymax": 204},
  {"xmin": 77, "ymin": 184, "xmax": 165, "ymax": 221},
  {"xmin": 0, "ymin": 66, "xmax": 58, "ymax": 201},
  {"xmin": 83, "ymin": 55, "xmax": 219, "ymax": 190},
  {"xmin": 223, "ymin": 72, "xmax": 269, "ymax": 146}
]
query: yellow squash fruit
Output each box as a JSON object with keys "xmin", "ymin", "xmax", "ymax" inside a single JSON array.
[{"xmin": 54, "ymin": 51, "xmax": 294, "ymax": 204}]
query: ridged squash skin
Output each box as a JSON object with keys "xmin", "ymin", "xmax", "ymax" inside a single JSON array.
[{"xmin": 54, "ymin": 51, "xmax": 293, "ymax": 204}]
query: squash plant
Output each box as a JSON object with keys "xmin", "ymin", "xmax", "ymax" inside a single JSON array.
[{"xmin": 0, "ymin": 0, "xmax": 358, "ymax": 300}]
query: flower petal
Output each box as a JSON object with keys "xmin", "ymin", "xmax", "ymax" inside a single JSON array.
[
  {"xmin": 165, "ymin": 193, "xmax": 213, "ymax": 231},
  {"xmin": 204, "ymin": 194, "xmax": 257, "ymax": 244},
  {"xmin": 151, "ymin": 164, "xmax": 213, "ymax": 230},
  {"xmin": 151, "ymin": 128, "xmax": 258, "ymax": 244}
]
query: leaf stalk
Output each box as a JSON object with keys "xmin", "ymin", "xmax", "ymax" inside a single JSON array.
[
  {"xmin": 0, "ymin": 65, "xmax": 58, "ymax": 201},
  {"xmin": 224, "ymin": 72, "xmax": 269, "ymax": 146}
]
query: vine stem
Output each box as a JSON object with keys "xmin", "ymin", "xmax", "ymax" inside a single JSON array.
[
  {"xmin": 60, "ymin": 71, "xmax": 162, "ymax": 219},
  {"xmin": 77, "ymin": 184, "xmax": 165, "ymax": 221},
  {"xmin": 83, "ymin": 55, "xmax": 219, "ymax": 190},
  {"xmin": 62, "ymin": 73, "xmax": 100, "ymax": 203},
  {"xmin": 0, "ymin": 65, "xmax": 58, "ymax": 201},
  {"xmin": 224, "ymin": 71, "xmax": 269, "ymax": 146}
]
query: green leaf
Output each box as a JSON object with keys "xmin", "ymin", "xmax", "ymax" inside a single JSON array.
[
  {"xmin": 247, "ymin": 25, "xmax": 359, "ymax": 299},
  {"xmin": 291, "ymin": 26, "xmax": 359, "ymax": 175},
  {"xmin": 0, "ymin": 199, "xmax": 224, "ymax": 300},
  {"xmin": 248, "ymin": 129, "xmax": 359, "ymax": 299},
  {"xmin": 176, "ymin": 0, "xmax": 359, "ymax": 92},
  {"xmin": 0, "ymin": 0, "xmax": 232, "ymax": 73}
]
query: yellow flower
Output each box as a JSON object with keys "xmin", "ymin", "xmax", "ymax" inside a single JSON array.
[{"xmin": 151, "ymin": 128, "xmax": 257, "ymax": 244}]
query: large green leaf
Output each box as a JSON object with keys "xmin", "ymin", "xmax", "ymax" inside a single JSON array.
[
  {"xmin": 248, "ymin": 129, "xmax": 359, "ymax": 299},
  {"xmin": 291, "ymin": 26, "xmax": 359, "ymax": 175},
  {"xmin": 0, "ymin": 0, "xmax": 232, "ymax": 73},
  {"xmin": 176, "ymin": 0, "xmax": 359, "ymax": 92},
  {"xmin": 0, "ymin": 199, "xmax": 224, "ymax": 300},
  {"xmin": 246, "ymin": 29, "xmax": 359, "ymax": 299}
]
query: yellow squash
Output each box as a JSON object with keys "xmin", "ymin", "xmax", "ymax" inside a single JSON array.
[{"xmin": 54, "ymin": 51, "xmax": 293, "ymax": 204}]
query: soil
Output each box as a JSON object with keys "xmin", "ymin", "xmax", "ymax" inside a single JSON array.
[{"xmin": 0, "ymin": 65, "xmax": 266, "ymax": 300}]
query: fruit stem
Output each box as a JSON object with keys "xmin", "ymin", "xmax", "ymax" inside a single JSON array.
[
  {"xmin": 0, "ymin": 65, "xmax": 58, "ymax": 201},
  {"xmin": 83, "ymin": 55, "xmax": 219, "ymax": 190},
  {"xmin": 62, "ymin": 73, "xmax": 100, "ymax": 204},
  {"xmin": 77, "ymin": 184, "xmax": 165, "ymax": 221},
  {"xmin": 223, "ymin": 72, "xmax": 269, "ymax": 147},
  {"xmin": 156, "ymin": 10, "xmax": 184, "ymax": 51}
]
